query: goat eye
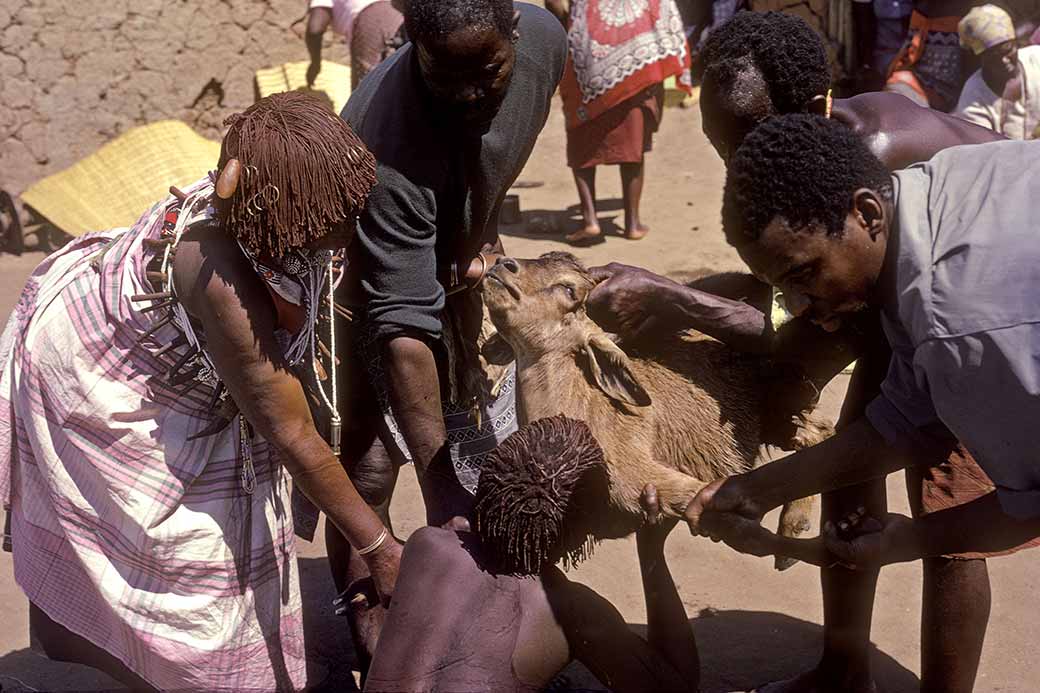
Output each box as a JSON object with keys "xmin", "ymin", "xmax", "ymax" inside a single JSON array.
[{"xmin": 558, "ymin": 284, "xmax": 576, "ymax": 301}]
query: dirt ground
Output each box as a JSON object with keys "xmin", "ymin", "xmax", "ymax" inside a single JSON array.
[{"xmin": 0, "ymin": 96, "xmax": 1037, "ymax": 693}]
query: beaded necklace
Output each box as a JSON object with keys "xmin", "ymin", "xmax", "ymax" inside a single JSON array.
[{"xmin": 134, "ymin": 181, "xmax": 343, "ymax": 493}]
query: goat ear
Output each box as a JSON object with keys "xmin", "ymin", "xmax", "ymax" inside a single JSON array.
[
  {"xmin": 481, "ymin": 333, "xmax": 514, "ymax": 366},
  {"xmin": 584, "ymin": 333, "xmax": 651, "ymax": 407}
]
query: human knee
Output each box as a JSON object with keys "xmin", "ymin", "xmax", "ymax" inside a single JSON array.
[
  {"xmin": 924, "ymin": 556, "xmax": 990, "ymax": 588},
  {"xmin": 348, "ymin": 449, "xmax": 397, "ymax": 506}
]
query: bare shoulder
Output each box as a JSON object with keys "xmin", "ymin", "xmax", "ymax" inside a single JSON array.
[
  {"xmin": 170, "ymin": 224, "xmax": 260, "ymax": 318},
  {"xmin": 402, "ymin": 526, "xmax": 473, "ymax": 563},
  {"xmin": 837, "ymin": 92, "xmax": 1002, "ymax": 170},
  {"xmin": 399, "ymin": 527, "xmax": 505, "ymax": 588},
  {"xmin": 836, "ymin": 92, "xmax": 922, "ymax": 132}
]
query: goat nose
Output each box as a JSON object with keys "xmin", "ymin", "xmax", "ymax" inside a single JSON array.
[{"xmin": 498, "ymin": 257, "xmax": 520, "ymax": 274}]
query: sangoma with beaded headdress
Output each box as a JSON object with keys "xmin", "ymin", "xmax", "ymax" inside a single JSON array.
[{"xmin": 214, "ymin": 90, "xmax": 377, "ymax": 260}]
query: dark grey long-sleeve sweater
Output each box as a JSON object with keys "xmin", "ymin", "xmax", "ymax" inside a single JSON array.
[{"xmin": 341, "ymin": 3, "xmax": 566, "ymax": 342}]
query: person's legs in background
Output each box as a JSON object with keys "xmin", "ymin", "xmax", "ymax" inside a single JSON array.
[
  {"xmin": 620, "ymin": 161, "xmax": 648, "ymax": 240},
  {"xmin": 568, "ymin": 166, "xmax": 602, "ymax": 243},
  {"xmin": 564, "ymin": 86, "xmax": 663, "ymax": 244},
  {"xmin": 618, "ymin": 84, "xmax": 663, "ymax": 241},
  {"xmin": 349, "ymin": 1, "xmax": 404, "ymax": 90}
]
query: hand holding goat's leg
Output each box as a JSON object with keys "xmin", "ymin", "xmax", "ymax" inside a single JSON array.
[
  {"xmin": 635, "ymin": 465, "xmax": 709, "ymax": 519},
  {"xmin": 700, "ymin": 511, "xmax": 833, "ymax": 568}
]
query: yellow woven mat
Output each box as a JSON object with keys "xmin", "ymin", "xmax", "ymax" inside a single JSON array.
[
  {"xmin": 255, "ymin": 60, "xmax": 352, "ymax": 115},
  {"xmin": 20, "ymin": 120, "xmax": 220, "ymax": 237}
]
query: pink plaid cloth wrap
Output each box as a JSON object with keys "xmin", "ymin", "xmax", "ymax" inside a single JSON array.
[{"xmin": 0, "ymin": 181, "xmax": 308, "ymax": 691}]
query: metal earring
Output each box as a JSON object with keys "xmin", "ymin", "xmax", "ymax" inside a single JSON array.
[{"xmin": 263, "ymin": 184, "xmax": 280, "ymax": 205}]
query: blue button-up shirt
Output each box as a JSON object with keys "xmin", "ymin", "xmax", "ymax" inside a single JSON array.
[{"xmin": 865, "ymin": 140, "xmax": 1040, "ymax": 519}]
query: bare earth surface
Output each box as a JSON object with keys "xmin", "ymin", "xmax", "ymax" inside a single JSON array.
[{"xmin": 0, "ymin": 99, "xmax": 1036, "ymax": 692}]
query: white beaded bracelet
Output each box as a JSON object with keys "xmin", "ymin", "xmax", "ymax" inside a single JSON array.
[{"xmin": 357, "ymin": 527, "xmax": 389, "ymax": 556}]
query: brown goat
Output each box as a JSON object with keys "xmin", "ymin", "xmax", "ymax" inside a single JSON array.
[{"xmin": 481, "ymin": 253, "xmax": 831, "ymax": 563}]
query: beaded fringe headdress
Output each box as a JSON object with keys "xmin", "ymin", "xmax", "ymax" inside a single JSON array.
[
  {"xmin": 475, "ymin": 416, "xmax": 609, "ymax": 575},
  {"xmin": 215, "ymin": 90, "xmax": 376, "ymax": 259}
]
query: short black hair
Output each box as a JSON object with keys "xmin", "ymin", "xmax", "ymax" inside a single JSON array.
[
  {"xmin": 722, "ymin": 114, "xmax": 892, "ymax": 246},
  {"xmin": 404, "ymin": 0, "xmax": 514, "ymax": 44},
  {"xmin": 701, "ymin": 11, "xmax": 831, "ymax": 114}
]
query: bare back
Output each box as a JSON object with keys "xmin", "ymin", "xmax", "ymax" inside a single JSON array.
[
  {"xmin": 833, "ymin": 92, "xmax": 1005, "ymax": 171},
  {"xmin": 365, "ymin": 528, "xmax": 569, "ymax": 692},
  {"xmin": 365, "ymin": 527, "xmax": 693, "ymax": 692}
]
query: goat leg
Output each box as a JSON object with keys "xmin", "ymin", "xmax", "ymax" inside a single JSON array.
[
  {"xmin": 625, "ymin": 463, "xmax": 709, "ymax": 519},
  {"xmin": 775, "ymin": 495, "xmax": 816, "ymax": 571}
]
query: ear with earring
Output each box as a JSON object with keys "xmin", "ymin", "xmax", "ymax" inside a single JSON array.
[{"xmin": 806, "ymin": 89, "xmax": 834, "ymax": 119}]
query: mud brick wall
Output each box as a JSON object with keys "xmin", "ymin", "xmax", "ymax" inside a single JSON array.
[{"xmin": 0, "ymin": 0, "xmax": 349, "ymax": 199}]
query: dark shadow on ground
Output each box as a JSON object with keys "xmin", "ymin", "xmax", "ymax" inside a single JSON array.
[
  {"xmin": 0, "ymin": 583, "xmax": 919, "ymax": 692},
  {"xmin": 0, "ymin": 648, "xmax": 124, "ymax": 692},
  {"xmin": 555, "ymin": 609, "xmax": 919, "ymax": 693},
  {"xmin": 297, "ymin": 557, "xmax": 361, "ymax": 691},
  {"xmin": 0, "ymin": 558, "xmax": 358, "ymax": 692},
  {"xmin": 498, "ymin": 199, "xmax": 628, "ymax": 245},
  {"xmin": 689, "ymin": 609, "xmax": 919, "ymax": 692}
]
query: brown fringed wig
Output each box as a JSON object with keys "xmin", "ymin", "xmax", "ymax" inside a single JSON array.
[
  {"xmin": 474, "ymin": 415, "xmax": 610, "ymax": 576},
  {"xmin": 215, "ymin": 91, "xmax": 377, "ymax": 259}
]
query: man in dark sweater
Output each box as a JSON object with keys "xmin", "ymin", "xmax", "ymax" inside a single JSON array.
[{"xmin": 330, "ymin": 0, "xmax": 566, "ymax": 667}]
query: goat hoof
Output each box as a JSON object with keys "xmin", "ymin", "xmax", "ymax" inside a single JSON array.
[
  {"xmin": 774, "ymin": 556, "xmax": 800, "ymax": 572},
  {"xmin": 780, "ymin": 515, "xmax": 812, "ymax": 539}
]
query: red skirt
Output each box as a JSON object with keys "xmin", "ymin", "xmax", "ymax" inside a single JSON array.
[{"xmin": 566, "ymin": 84, "xmax": 664, "ymax": 169}]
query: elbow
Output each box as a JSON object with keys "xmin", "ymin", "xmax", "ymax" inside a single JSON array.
[
  {"xmin": 382, "ymin": 333, "xmax": 437, "ymax": 372},
  {"xmin": 268, "ymin": 418, "xmax": 330, "ymax": 476}
]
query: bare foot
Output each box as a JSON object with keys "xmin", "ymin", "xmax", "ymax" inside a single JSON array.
[
  {"xmin": 624, "ymin": 224, "xmax": 649, "ymax": 240},
  {"xmin": 753, "ymin": 668, "xmax": 877, "ymax": 693},
  {"xmin": 566, "ymin": 224, "xmax": 602, "ymax": 245}
]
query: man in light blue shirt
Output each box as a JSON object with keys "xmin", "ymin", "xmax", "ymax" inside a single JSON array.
[{"xmin": 687, "ymin": 115, "xmax": 1040, "ymax": 577}]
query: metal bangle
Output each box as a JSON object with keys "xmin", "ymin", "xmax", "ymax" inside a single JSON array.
[
  {"xmin": 357, "ymin": 527, "xmax": 389, "ymax": 556},
  {"xmin": 468, "ymin": 252, "xmax": 490, "ymax": 290}
]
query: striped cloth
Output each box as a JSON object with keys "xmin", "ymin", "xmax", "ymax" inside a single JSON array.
[
  {"xmin": 0, "ymin": 190, "xmax": 307, "ymax": 690},
  {"xmin": 358, "ymin": 323, "xmax": 518, "ymax": 494}
]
